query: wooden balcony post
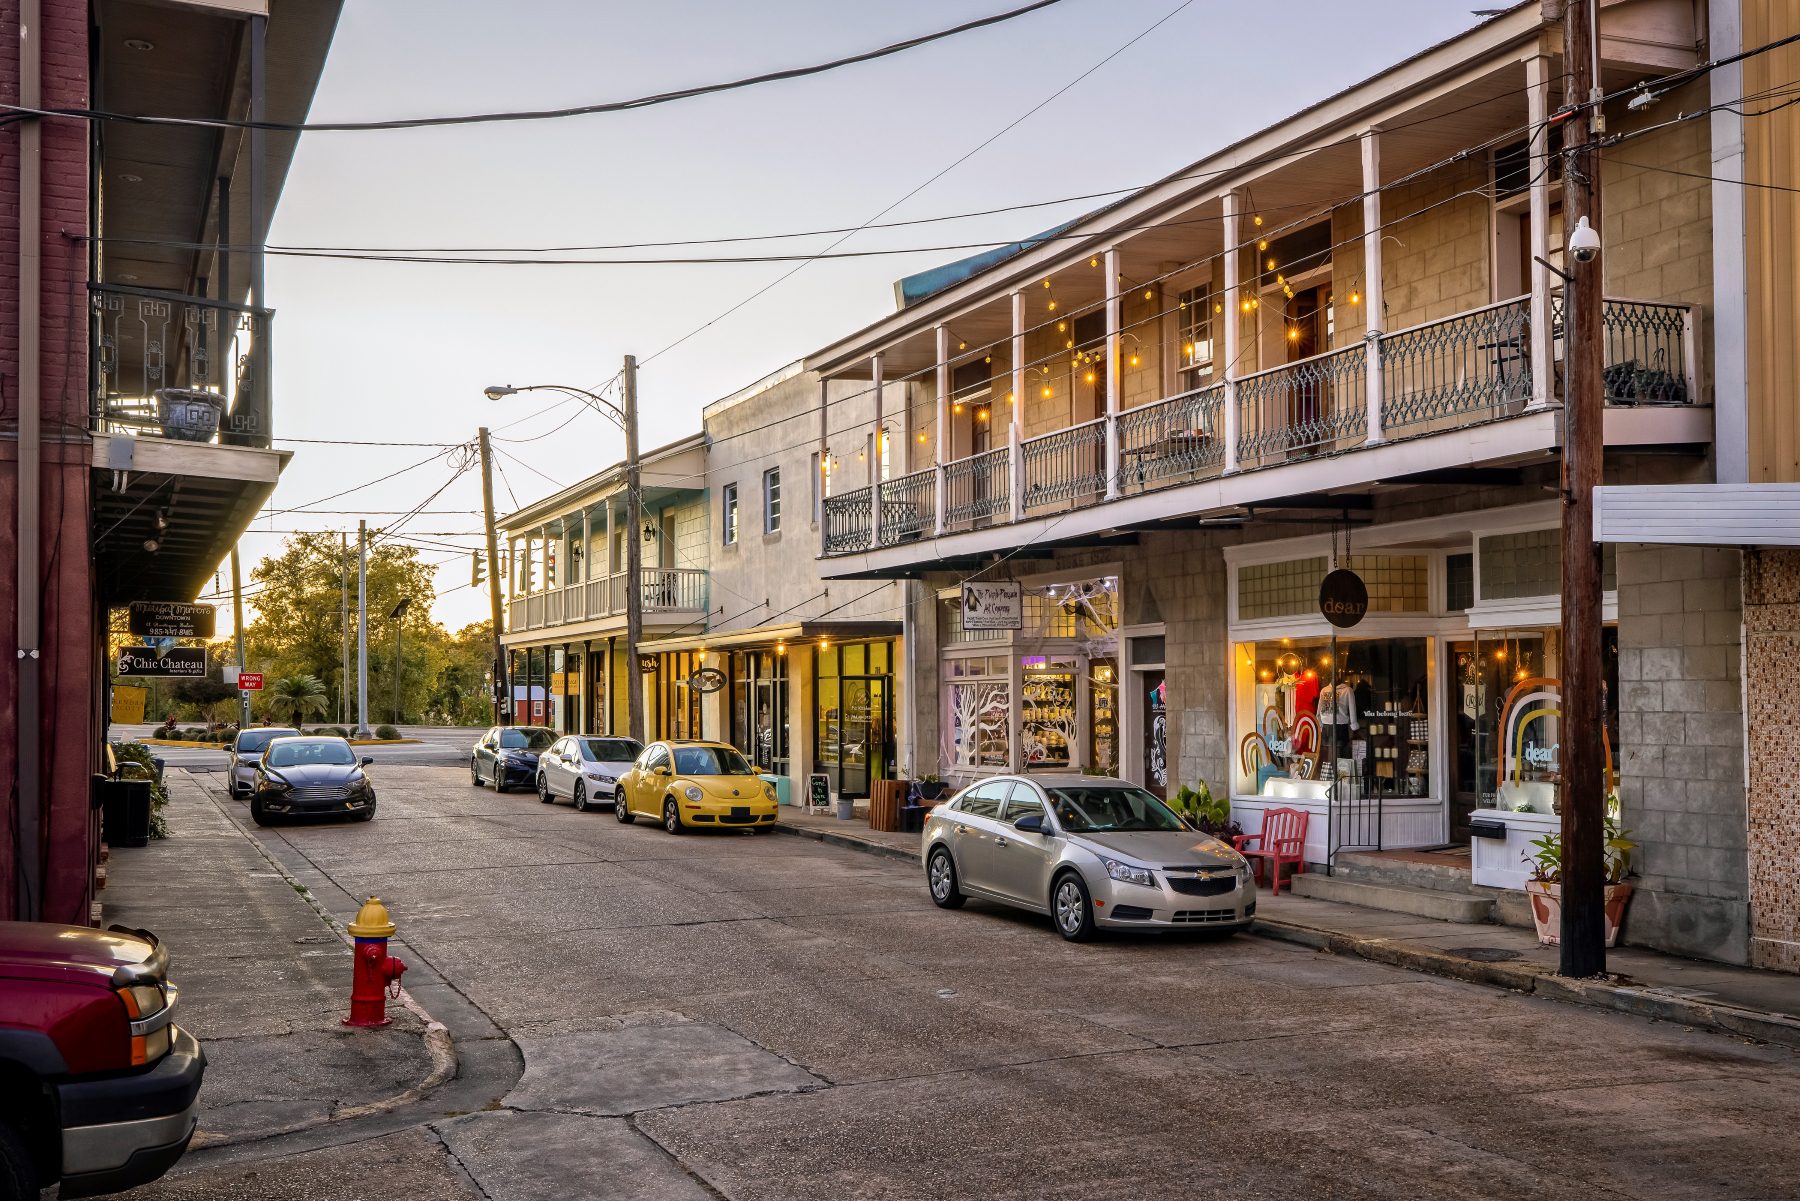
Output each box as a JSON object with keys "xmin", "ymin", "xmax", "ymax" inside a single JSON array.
[
  {"xmin": 1361, "ymin": 129, "xmax": 1386, "ymax": 445},
  {"xmin": 1526, "ymin": 54, "xmax": 1555, "ymax": 411},
  {"xmin": 870, "ymin": 352, "xmax": 885, "ymax": 546},
  {"xmin": 605, "ymin": 501, "xmax": 617, "ymax": 613},
  {"xmin": 935, "ymin": 325, "xmax": 950, "ymax": 535},
  {"xmin": 1104, "ymin": 246, "xmax": 1122, "ymax": 499},
  {"xmin": 817, "ymin": 377, "xmax": 830, "ymax": 556},
  {"xmin": 1010, "ymin": 289, "xmax": 1025, "ymax": 436},
  {"xmin": 1008, "ymin": 418, "xmax": 1024, "ymax": 523},
  {"xmin": 1222, "ymin": 191, "xmax": 1242, "ymax": 474}
]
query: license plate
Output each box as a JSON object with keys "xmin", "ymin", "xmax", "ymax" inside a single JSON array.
[{"xmin": 731, "ymin": 806, "xmax": 750, "ymax": 819}]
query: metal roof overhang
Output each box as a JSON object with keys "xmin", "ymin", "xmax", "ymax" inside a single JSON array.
[
  {"xmin": 804, "ymin": 2, "xmax": 1695, "ymax": 380},
  {"xmin": 816, "ymin": 405, "xmax": 1714, "ymax": 579},
  {"xmin": 642, "ymin": 621, "xmax": 905, "ymax": 654},
  {"xmin": 90, "ymin": 433, "xmax": 289, "ymax": 604}
]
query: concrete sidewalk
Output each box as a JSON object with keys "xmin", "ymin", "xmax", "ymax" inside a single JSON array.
[
  {"xmin": 773, "ymin": 812, "xmax": 1800, "ymax": 1049},
  {"xmin": 102, "ymin": 772, "xmax": 447, "ymax": 1147}
]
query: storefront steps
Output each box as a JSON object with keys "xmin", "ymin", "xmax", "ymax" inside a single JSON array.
[{"xmin": 1287, "ymin": 849, "xmax": 1535, "ymax": 928}]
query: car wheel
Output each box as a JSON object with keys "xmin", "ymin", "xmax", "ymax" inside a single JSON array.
[
  {"xmin": 572, "ymin": 782, "xmax": 590, "ymax": 813},
  {"xmin": 538, "ymin": 773, "xmax": 555, "ymax": 804},
  {"xmin": 662, "ymin": 797, "xmax": 684, "ymax": 835},
  {"xmin": 614, "ymin": 791, "xmax": 635, "ymax": 824},
  {"xmin": 926, "ymin": 846, "xmax": 966, "ymax": 909},
  {"xmin": 493, "ymin": 768, "xmax": 508, "ymax": 794},
  {"xmin": 471, "ymin": 760, "xmax": 483, "ymax": 787},
  {"xmin": 1052, "ymin": 872, "xmax": 1096, "ymax": 942},
  {"xmin": 354, "ymin": 801, "xmax": 377, "ymax": 823},
  {"xmin": 0, "ymin": 1119, "xmax": 39, "ymax": 1201},
  {"xmin": 250, "ymin": 798, "xmax": 276, "ymax": 827}
]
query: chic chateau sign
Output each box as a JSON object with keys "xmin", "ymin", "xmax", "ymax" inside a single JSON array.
[
  {"xmin": 961, "ymin": 580, "xmax": 1023, "ymax": 631},
  {"xmin": 116, "ymin": 646, "xmax": 207, "ymax": 678}
]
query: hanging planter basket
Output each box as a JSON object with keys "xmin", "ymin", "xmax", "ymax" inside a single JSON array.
[{"xmin": 155, "ymin": 387, "xmax": 226, "ymax": 442}]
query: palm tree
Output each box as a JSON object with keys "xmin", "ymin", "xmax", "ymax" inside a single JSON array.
[{"xmin": 267, "ymin": 674, "xmax": 329, "ymax": 727}]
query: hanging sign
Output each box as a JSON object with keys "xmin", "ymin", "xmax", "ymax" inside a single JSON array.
[
  {"xmin": 1318, "ymin": 569, "xmax": 1368, "ymax": 629},
  {"xmin": 127, "ymin": 601, "xmax": 215, "ymax": 639},
  {"xmin": 961, "ymin": 580, "xmax": 1023, "ymax": 631},
  {"xmin": 637, "ymin": 655, "xmax": 659, "ymax": 674},
  {"xmin": 116, "ymin": 646, "xmax": 207, "ymax": 678},
  {"xmin": 689, "ymin": 667, "xmax": 727, "ymax": 694}
]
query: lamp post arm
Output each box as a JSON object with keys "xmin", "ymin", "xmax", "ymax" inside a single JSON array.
[{"xmin": 504, "ymin": 384, "xmax": 627, "ymax": 432}]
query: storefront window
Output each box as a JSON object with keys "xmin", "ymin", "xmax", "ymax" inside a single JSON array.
[
  {"xmin": 1021, "ymin": 656, "xmax": 1076, "ymax": 769},
  {"xmin": 656, "ymin": 651, "xmax": 702, "ymax": 741},
  {"xmin": 948, "ymin": 656, "xmax": 1010, "ymax": 771},
  {"xmin": 1089, "ymin": 661, "xmax": 1119, "ymax": 776},
  {"xmin": 730, "ymin": 651, "xmax": 789, "ymax": 774},
  {"xmin": 1237, "ymin": 636, "xmax": 1431, "ymax": 799},
  {"xmin": 815, "ymin": 641, "xmax": 893, "ymax": 799}
]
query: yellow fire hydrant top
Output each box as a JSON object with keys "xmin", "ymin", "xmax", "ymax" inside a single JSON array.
[{"xmin": 347, "ymin": 896, "xmax": 396, "ymax": 939}]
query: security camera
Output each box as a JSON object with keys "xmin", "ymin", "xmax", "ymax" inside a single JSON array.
[{"xmin": 1568, "ymin": 215, "xmax": 1601, "ymax": 264}]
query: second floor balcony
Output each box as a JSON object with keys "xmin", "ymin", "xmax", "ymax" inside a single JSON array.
[{"xmin": 506, "ymin": 566, "xmax": 709, "ymax": 635}]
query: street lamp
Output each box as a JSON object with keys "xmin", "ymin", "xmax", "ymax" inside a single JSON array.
[
  {"xmin": 389, "ymin": 596, "xmax": 412, "ymax": 726},
  {"xmin": 483, "ymin": 365, "xmax": 645, "ymax": 744}
]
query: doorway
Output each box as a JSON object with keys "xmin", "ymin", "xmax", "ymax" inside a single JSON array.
[
  {"xmin": 1140, "ymin": 670, "xmax": 1167, "ymax": 797},
  {"xmin": 1284, "ymin": 283, "xmax": 1332, "ymax": 454}
]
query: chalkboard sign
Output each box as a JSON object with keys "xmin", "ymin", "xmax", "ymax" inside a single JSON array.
[{"xmin": 808, "ymin": 772, "xmax": 832, "ymax": 810}]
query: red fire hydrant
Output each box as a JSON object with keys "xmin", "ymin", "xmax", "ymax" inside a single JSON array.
[{"xmin": 343, "ymin": 896, "xmax": 407, "ymax": 1028}]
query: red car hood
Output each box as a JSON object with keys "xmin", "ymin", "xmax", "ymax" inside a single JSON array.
[{"xmin": 0, "ymin": 921, "xmax": 157, "ymax": 982}]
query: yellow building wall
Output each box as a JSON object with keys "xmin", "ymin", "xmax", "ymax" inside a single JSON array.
[{"xmin": 1744, "ymin": 1, "xmax": 1800, "ymax": 482}]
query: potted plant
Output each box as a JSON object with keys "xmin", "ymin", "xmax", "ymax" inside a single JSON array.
[
  {"xmin": 155, "ymin": 387, "xmax": 226, "ymax": 443},
  {"xmin": 1522, "ymin": 814, "xmax": 1637, "ymax": 947},
  {"xmin": 1171, "ymin": 781, "xmax": 1242, "ymax": 841},
  {"xmin": 912, "ymin": 773, "xmax": 950, "ymax": 803}
]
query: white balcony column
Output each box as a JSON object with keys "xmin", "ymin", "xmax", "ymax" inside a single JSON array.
[
  {"xmin": 581, "ymin": 508, "xmax": 592, "ymax": 614},
  {"xmin": 605, "ymin": 501, "xmax": 617, "ymax": 612},
  {"xmin": 1361, "ymin": 128, "xmax": 1386, "ymax": 445},
  {"xmin": 1221, "ymin": 191, "xmax": 1242, "ymax": 474},
  {"xmin": 1525, "ymin": 54, "xmax": 1555, "ymax": 411},
  {"xmin": 870, "ymin": 352, "xmax": 885, "ymax": 546},
  {"xmin": 1010, "ymin": 289, "xmax": 1025, "ymax": 436},
  {"xmin": 1008, "ymin": 418, "xmax": 1024, "ymax": 523},
  {"xmin": 934, "ymin": 325, "xmax": 950, "ymax": 535},
  {"xmin": 1104, "ymin": 245, "xmax": 1122, "ymax": 499},
  {"xmin": 817, "ymin": 377, "xmax": 830, "ymax": 555}
]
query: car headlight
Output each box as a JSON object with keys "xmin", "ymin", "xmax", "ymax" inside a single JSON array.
[
  {"xmin": 764, "ymin": 785, "xmax": 777, "ymax": 801},
  {"xmin": 683, "ymin": 785, "xmax": 704, "ymax": 802},
  {"xmin": 589, "ymin": 772, "xmax": 616, "ymax": 784},
  {"xmin": 1103, "ymin": 858, "xmax": 1156, "ymax": 888},
  {"xmin": 257, "ymin": 775, "xmax": 290, "ymax": 794}
]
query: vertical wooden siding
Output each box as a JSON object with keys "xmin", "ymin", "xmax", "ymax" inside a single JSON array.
[{"xmin": 1745, "ymin": 2, "xmax": 1800, "ymax": 482}]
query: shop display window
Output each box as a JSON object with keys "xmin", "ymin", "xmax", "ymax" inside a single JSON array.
[
  {"xmin": 1021, "ymin": 655, "xmax": 1077, "ymax": 769},
  {"xmin": 1089, "ymin": 660, "xmax": 1119, "ymax": 776},
  {"xmin": 730, "ymin": 651, "xmax": 788, "ymax": 774},
  {"xmin": 815, "ymin": 641, "xmax": 894, "ymax": 800},
  {"xmin": 947, "ymin": 655, "xmax": 1010, "ymax": 771},
  {"xmin": 1237, "ymin": 636, "xmax": 1431, "ymax": 799}
]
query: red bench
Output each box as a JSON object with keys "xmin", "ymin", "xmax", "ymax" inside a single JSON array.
[{"xmin": 1232, "ymin": 806, "xmax": 1309, "ymax": 895}]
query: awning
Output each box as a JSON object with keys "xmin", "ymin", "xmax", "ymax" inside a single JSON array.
[{"xmin": 642, "ymin": 621, "xmax": 903, "ymax": 655}]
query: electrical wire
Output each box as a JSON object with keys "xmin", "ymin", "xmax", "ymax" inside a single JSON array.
[{"xmin": 5, "ymin": 2, "xmax": 1069, "ymax": 133}]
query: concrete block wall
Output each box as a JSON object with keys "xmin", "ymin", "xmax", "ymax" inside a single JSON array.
[
  {"xmin": 1743, "ymin": 549, "xmax": 1800, "ymax": 972},
  {"xmin": 1615, "ymin": 544, "xmax": 1749, "ymax": 963},
  {"xmin": 1377, "ymin": 157, "xmax": 1492, "ymax": 334}
]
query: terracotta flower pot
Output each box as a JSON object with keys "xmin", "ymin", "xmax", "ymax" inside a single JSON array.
[{"xmin": 1523, "ymin": 880, "xmax": 1634, "ymax": 947}]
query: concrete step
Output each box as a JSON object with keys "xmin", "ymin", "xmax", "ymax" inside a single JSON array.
[
  {"xmin": 1287, "ymin": 873, "xmax": 1496, "ymax": 923},
  {"xmin": 1332, "ymin": 851, "xmax": 1478, "ymax": 895}
]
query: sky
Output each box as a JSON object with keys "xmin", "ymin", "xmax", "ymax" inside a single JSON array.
[{"xmin": 230, "ymin": 0, "xmax": 1485, "ymax": 633}]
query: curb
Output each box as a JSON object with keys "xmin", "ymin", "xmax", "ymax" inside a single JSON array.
[
  {"xmin": 188, "ymin": 785, "xmax": 459, "ymax": 1149},
  {"xmin": 1249, "ymin": 916, "xmax": 1800, "ymax": 1051},
  {"xmin": 772, "ymin": 820, "xmax": 1800, "ymax": 1051},
  {"xmin": 772, "ymin": 819, "xmax": 918, "ymax": 867}
]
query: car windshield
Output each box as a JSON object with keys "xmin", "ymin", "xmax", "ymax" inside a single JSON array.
[
  {"xmin": 581, "ymin": 738, "xmax": 641, "ymax": 762},
  {"xmin": 237, "ymin": 728, "xmax": 298, "ymax": 753},
  {"xmin": 672, "ymin": 746, "xmax": 757, "ymax": 776},
  {"xmin": 500, "ymin": 728, "xmax": 557, "ymax": 750},
  {"xmin": 1045, "ymin": 785, "xmax": 1188, "ymax": 833},
  {"xmin": 266, "ymin": 740, "xmax": 357, "ymax": 768}
]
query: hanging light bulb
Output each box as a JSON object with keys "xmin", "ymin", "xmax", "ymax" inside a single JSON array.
[
  {"xmin": 1042, "ymin": 385, "xmax": 1053, "ymax": 398},
  {"xmin": 1267, "ymin": 258, "xmax": 1277, "ymax": 272},
  {"xmin": 977, "ymin": 408, "xmax": 989, "ymax": 423},
  {"xmin": 1250, "ymin": 297, "xmax": 1259, "ymax": 309},
  {"xmin": 1258, "ymin": 238, "xmax": 1268, "ymax": 252},
  {"xmin": 1254, "ymin": 214, "xmax": 1264, "ymax": 227},
  {"xmin": 1349, "ymin": 289, "xmax": 1361, "ymax": 305},
  {"xmin": 1286, "ymin": 326, "xmax": 1300, "ymax": 342},
  {"xmin": 1214, "ymin": 302, "xmax": 1223, "ymax": 313},
  {"xmin": 983, "ymin": 353, "xmax": 992, "ymax": 364},
  {"xmin": 958, "ymin": 340, "xmax": 967, "ymax": 351},
  {"xmin": 1129, "ymin": 352, "xmax": 1140, "ymax": 367},
  {"xmin": 1084, "ymin": 371, "xmax": 1096, "ymax": 384},
  {"xmin": 1005, "ymin": 392, "xmax": 1015, "ymax": 405},
  {"xmin": 1065, "ymin": 339, "xmax": 1074, "ymax": 350},
  {"xmin": 1057, "ymin": 320, "xmax": 1067, "ymax": 332},
  {"xmin": 917, "ymin": 431, "xmax": 927, "ymax": 443},
  {"xmin": 1143, "ymin": 288, "xmax": 1154, "ymax": 301},
  {"xmin": 1042, "ymin": 279, "xmax": 1051, "ymax": 289},
  {"xmin": 776, "ymin": 641, "xmax": 786, "ymax": 656},
  {"xmin": 1089, "ymin": 256, "xmax": 1099, "ymax": 268},
  {"xmin": 1240, "ymin": 298, "xmax": 1252, "ymax": 312},
  {"xmin": 952, "ymin": 401, "xmax": 963, "ymax": 413}
]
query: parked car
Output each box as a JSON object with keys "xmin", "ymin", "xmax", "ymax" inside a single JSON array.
[
  {"xmin": 0, "ymin": 921, "xmax": 203, "ymax": 1199},
  {"xmin": 922, "ymin": 775, "xmax": 1256, "ymax": 942},
  {"xmin": 469, "ymin": 726, "xmax": 557, "ymax": 793},
  {"xmin": 250, "ymin": 736, "xmax": 377, "ymax": 826},
  {"xmin": 613, "ymin": 741, "xmax": 777, "ymax": 833},
  {"xmin": 225, "ymin": 726, "xmax": 300, "ymax": 798},
  {"xmin": 537, "ymin": 735, "xmax": 644, "ymax": 812}
]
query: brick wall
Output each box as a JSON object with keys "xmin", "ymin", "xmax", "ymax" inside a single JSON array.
[
  {"xmin": 1615, "ymin": 545, "xmax": 1750, "ymax": 963},
  {"xmin": 1743, "ymin": 549, "xmax": 1800, "ymax": 972}
]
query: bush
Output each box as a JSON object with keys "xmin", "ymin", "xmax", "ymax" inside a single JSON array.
[
  {"xmin": 112, "ymin": 742, "xmax": 171, "ymax": 840},
  {"xmin": 373, "ymin": 724, "xmax": 400, "ymax": 741},
  {"xmin": 328, "ymin": 726, "xmax": 350, "ymax": 738},
  {"xmin": 310, "ymin": 727, "xmax": 332, "ymax": 736},
  {"xmin": 181, "ymin": 727, "xmax": 205, "ymax": 741}
]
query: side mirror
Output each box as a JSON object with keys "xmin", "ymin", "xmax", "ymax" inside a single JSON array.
[
  {"xmin": 654, "ymin": 764, "xmax": 671, "ymax": 776},
  {"xmin": 1013, "ymin": 813, "xmax": 1046, "ymax": 833},
  {"xmin": 361, "ymin": 757, "xmax": 375, "ymax": 766}
]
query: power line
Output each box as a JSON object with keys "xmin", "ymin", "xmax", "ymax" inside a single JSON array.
[{"xmin": 5, "ymin": 2, "xmax": 1068, "ymax": 133}]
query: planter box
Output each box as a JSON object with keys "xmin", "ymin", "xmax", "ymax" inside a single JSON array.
[{"xmin": 1469, "ymin": 807, "xmax": 1560, "ymax": 891}]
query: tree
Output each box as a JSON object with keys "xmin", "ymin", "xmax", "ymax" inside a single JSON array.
[
  {"xmin": 267, "ymin": 674, "xmax": 330, "ymax": 727},
  {"xmin": 429, "ymin": 621, "xmax": 496, "ymax": 726}
]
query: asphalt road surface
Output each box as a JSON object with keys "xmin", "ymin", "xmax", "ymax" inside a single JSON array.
[
  {"xmin": 137, "ymin": 762, "xmax": 1800, "ymax": 1201},
  {"xmin": 112, "ymin": 723, "xmax": 480, "ymax": 771}
]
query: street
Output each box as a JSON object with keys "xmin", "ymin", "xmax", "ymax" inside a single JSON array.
[{"xmin": 125, "ymin": 762, "xmax": 1800, "ymax": 1201}]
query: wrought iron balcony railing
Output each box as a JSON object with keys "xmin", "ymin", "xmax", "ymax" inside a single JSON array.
[{"xmin": 92, "ymin": 284, "xmax": 273, "ymax": 448}]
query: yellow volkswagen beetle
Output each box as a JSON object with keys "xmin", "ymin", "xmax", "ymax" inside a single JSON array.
[{"xmin": 614, "ymin": 740, "xmax": 778, "ymax": 834}]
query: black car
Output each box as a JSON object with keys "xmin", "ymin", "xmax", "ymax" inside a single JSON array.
[
  {"xmin": 250, "ymin": 737, "xmax": 377, "ymax": 826},
  {"xmin": 470, "ymin": 726, "xmax": 557, "ymax": 793}
]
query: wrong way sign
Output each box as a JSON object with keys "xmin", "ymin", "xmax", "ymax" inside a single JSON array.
[{"xmin": 237, "ymin": 672, "xmax": 265, "ymax": 691}]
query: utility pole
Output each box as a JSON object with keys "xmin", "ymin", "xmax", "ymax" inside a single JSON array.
[
  {"xmin": 623, "ymin": 356, "xmax": 646, "ymax": 744},
  {"xmin": 356, "ymin": 520, "xmax": 370, "ymax": 738},
  {"xmin": 230, "ymin": 547, "xmax": 250, "ymax": 727},
  {"xmin": 478, "ymin": 427, "xmax": 509, "ymax": 725},
  {"xmin": 340, "ymin": 533, "xmax": 350, "ymax": 725},
  {"xmin": 1559, "ymin": 0, "xmax": 1607, "ymax": 978}
]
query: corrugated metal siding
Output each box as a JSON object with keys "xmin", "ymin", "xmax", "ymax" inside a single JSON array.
[{"xmin": 1594, "ymin": 484, "xmax": 1800, "ymax": 545}]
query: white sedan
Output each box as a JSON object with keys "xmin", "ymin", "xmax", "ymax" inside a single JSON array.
[{"xmin": 537, "ymin": 736, "xmax": 644, "ymax": 812}]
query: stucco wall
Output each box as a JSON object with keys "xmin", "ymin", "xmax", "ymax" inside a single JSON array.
[{"xmin": 1743, "ymin": 548, "xmax": 1800, "ymax": 972}]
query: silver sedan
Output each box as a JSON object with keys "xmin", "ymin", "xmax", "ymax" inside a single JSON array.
[{"xmin": 922, "ymin": 774, "xmax": 1255, "ymax": 941}]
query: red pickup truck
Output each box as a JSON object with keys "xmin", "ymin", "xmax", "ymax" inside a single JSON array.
[{"xmin": 0, "ymin": 922, "xmax": 204, "ymax": 1199}]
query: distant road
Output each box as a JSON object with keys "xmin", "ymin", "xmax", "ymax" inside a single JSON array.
[{"xmin": 109, "ymin": 724, "xmax": 481, "ymax": 771}]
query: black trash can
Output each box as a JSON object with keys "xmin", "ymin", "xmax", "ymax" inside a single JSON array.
[
  {"xmin": 899, "ymin": 804, "xmax": 925, "ymax": 834},
  {"xmin": 101, "ymin": 778, "xmax": 152, "ymax": 848}
]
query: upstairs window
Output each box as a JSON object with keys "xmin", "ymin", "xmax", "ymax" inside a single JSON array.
[
  {"xmin": 721, "ymin": 483, "xmax": 739, "ymax": 546},
  {"xmin": 763, "ymin": 468, "xmax": 781, "ymax": 533}
]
